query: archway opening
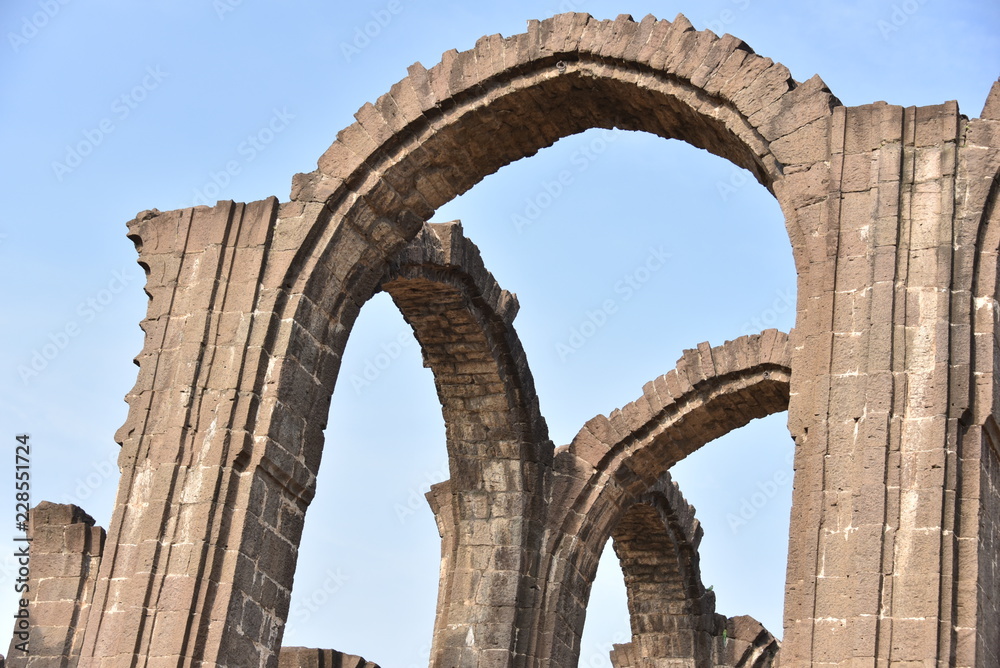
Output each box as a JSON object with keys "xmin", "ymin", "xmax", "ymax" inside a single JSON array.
[
  {"xmin": 669, "ymin": 411, "xmax": 794, "ymax": 638},
  {"xmin": 580, "ymin": 543, "xmax": 632, "ymax": 667},
  {"xmin": 283, "ymin": 23, "xmax": 818, "ymax": 658},
  {"xmin": 431, "ymin": 129, "xmax": 794, "ymax": 447},
  {"xmin": 284, "ymin": 291, "xmax": 445, "ymax": 666}
]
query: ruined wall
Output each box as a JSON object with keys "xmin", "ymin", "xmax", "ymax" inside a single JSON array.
[
  {"xmin": 81, "ymin": 199, "xmax": 295, "ymax": 667},
  {"xmin": 6, "ymin": 503, "xmax": 104, "ymax": 668}
]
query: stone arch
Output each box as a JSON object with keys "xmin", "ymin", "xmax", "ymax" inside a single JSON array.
[
  {"xmin": 537, "ymin": 331, "xmax": 791, "ymax": 665},
  {"xmin": 607, "ymin": 485, "xmax": 780, "ymax": 668},
  {"xmin": 280, "ymin": 13, "xmax": 839, "ymax": 372},
  {"xmin": 376, "ymin": 221, "xmax": 551, "ymax": 665},
  {"xmin": 263, "ymin": 10, "xmax": 838, "ymax": 508},
  {"xmin": 79, "ymin": 13, "xmax": 839, "ymax": 666},
  {"xmin": 259, "ymin": 17, "xmax": 833, "ymax": 654},
  {"xmin": 609, "ymin": 485, "xmax": 719, "ymax": 666}
]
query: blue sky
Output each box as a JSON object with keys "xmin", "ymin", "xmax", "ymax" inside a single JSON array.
[{"xmin": 1, "ymin": 1, "xmax": 997, "ymax": 665}]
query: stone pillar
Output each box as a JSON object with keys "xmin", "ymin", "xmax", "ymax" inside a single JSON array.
[
  {"xmin": 956, "ymin": 81, "xmax": 1000, "ymax": 668},
  {"xmin": 77, "ymin": 199, "xmax": 313, "ymax": 668},
  {"xmin": 782, "ymin": 101, "xmax": 966, "ymax": 665},
  {"xmin": 7, "ymin": 502, "xmax": 105, "ymax": 668}
]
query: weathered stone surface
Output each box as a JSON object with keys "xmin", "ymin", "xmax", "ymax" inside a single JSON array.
[
  {"xmin": 278, "ymin": 647, "xmax": 380, "ymax": 668},
  {"xmin": 6, "ymin": 503, "xmax": 104, "ymax": 668},
  {"xmin": 11, "ymin": 11, "xmax": 1000, "ymax": 668}
]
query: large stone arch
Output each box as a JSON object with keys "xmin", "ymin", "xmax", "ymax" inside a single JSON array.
[
  {"xmin": 537, "ymin": 332, "xmax": 791, "ymax": 666},
  {"xmin": 282, "ymin": 11, "xmax": 839, "ymax": 354},
  {"xmin": 80, "ymin": 13, "xmax": 836, "ymax": 666},
  {"xmin": 261, "ymin": 18, "xmax": 832, "ymax": 661}
]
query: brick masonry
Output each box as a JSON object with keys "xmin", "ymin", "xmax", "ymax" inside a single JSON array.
[{"xmin": 8, "ymin": 11, "xmax": 1000, "ymax": 668}]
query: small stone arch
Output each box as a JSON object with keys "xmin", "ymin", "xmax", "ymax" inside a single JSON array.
[
  {"xmin": 607, "ymin": 484, "xmax": 780, "ymax": 668},
  {"xmin": 536, "ymin": 331, "xmax": 791, "ymax": 665},
  {"xmin": 609, "ymin": 484, "xmax": 720, "ymax": 666}
]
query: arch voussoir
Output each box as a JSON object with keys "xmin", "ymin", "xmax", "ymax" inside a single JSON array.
[{"xmin": 293, "ymin": 11, "xmax": 838, "ymax": 228}]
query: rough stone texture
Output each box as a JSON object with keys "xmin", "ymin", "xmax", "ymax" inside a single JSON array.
[
  {"xmin": 381, "ymin": 222, "xmax": 550, "ymax": 666},
  {"xmin": 540, "ymin": 332, "xmax": 791, "ymax": 667},
  {"xmin": 277, "ymin": 647, "xmax": 379, "ymax": 668},
  {"xmin": 6, "ymin": 503, "xmax": 104, "ymax": 668},
  {"xmin": 8, "ymin": 12, "xmax": 1000, "ymax": 668}
]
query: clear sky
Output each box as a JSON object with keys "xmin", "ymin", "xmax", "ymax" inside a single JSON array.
[{"xmin": 1, "ymin": 1, "xmax": 997, "ymax": 665}]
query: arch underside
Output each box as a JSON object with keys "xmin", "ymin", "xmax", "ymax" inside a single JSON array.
[
  {"xmin": 378, "ymin": 222, "xmax": 551, "ymax": 665},
  {"xmin": 609, "ymin": 491, "xmax": 781, "ymax": 668}
]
